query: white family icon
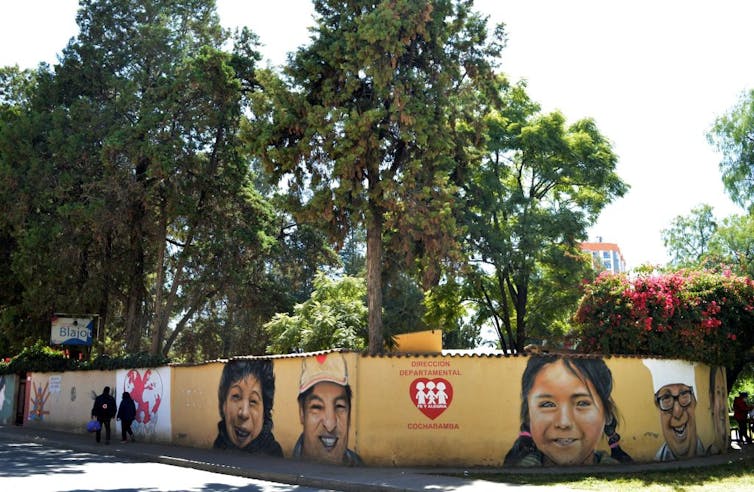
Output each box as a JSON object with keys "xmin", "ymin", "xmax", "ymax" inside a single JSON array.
[{"xmin": 413, "ymin": 380, "xmax": 449, "ymax": 408}]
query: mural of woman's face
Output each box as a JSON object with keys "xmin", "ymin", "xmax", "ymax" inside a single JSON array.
[
  {"xmin": 656, "ymin": 383, "xmax": 697, "ymax": 458},
  {"xmin": 527, "ymin": 359, "xmax": 606, "ymax": 465},
  {"xmin": 222, "ymin": 374, "xmax": 264, "ymax": 449}
]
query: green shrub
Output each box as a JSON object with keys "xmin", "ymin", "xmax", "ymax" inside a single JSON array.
[
  {"xmin": 573, "ymin": 270, "xmax": 754, "ymax": 368},
  {"xmin": 0, "ymin": 341, "xmax": 171, "ymax": 374}
]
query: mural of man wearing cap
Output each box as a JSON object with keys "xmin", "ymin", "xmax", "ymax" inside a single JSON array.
[
  {"xmin": 292, "ymin": 353, "xmax": 363, "ymax": 466},
  {"xmin": 643, "ymin": 359, "xmax": 706, "ymax": 461}
]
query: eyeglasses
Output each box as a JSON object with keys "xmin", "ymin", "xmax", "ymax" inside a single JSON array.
[{"xmin": 655, "ymin": 388, "xmax": 694, "ymax": 411}]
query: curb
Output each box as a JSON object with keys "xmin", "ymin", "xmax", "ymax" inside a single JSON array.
[{"xmin": 3, "ymin": 425, "xmax": 753, "ymax": 490}]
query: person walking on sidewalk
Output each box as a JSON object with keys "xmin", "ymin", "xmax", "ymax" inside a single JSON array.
[
  {"xmin": 733, "ymin": 391, "xmax": 753, "ymax": 444},
  {"xmin": 117, "ymin": 391, "xmax": 137, "ymax": 443},
  {"xmin": 91, "ymin": 386, "xmax": 117, "ymax": 444}
]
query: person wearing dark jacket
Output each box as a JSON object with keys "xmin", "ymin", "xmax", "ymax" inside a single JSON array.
[
  {"xmin": 117, "ymin": 391, "xmax": 137, "ymax": 443},
  {"xmin": 733, "ymin": 392, "xmax": 753, "ymax": 444},
  {"xmin": 91, "ymin": 386, "xmax": 117, "ymax": 444}
]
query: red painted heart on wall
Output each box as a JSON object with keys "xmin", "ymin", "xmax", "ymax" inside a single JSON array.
[{"xmin": 409, "ymin": 378, "xmax": 453, "ymax": 420}]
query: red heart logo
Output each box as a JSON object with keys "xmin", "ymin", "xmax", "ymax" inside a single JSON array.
[
  {"xmin": 409, "ymin": 378, "xmax": 453, "ymax": 420},
  {"xmin": 315, "ymin": 354, "xmax": 328, "ymax": 364}
]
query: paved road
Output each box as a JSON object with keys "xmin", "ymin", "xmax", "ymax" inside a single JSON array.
[
  {"xmin": 0, "ymin": 440, "xmax": 326, "ymax": 492},
  {"xmin": 3, "ymin": 424, "xmax": 751, "ymax": 491}
]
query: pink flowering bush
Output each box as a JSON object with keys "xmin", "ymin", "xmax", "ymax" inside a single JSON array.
[{"xmin": 573, "ymin": 270, "xmax": 754, "ymax": 367}]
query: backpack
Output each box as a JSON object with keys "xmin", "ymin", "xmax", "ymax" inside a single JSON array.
[{"xmin": 94, "ymin": 394, "xmax": 115, "ymax": 418}]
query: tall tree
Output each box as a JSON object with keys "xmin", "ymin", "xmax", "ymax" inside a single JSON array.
[
  {"xmin": 708, "ymin": 89, "xmax": 754, "ymax": 210},
  {"xmin": 252, "ymin": 0, "xmax": 503, "ymax": 353},
  {"xmin": 462, "ymin": 82, "xmax": 627, "ymax": 352},
  {"xmin": 715, "ymin": 214, "xmax": 754, "ymax": 277},
  {"xmin": 0, "ymin": 66, "xmax": 43, "ymax": 353},
  {"xmin": 661, "ymin": 204, "xmax": 719, "ymax": 267},
  {"xmin": 0, "ymin": 0, "xmax": 275, "ymax": 356}
]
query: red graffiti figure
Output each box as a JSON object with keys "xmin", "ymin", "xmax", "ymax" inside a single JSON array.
[{"xmin": 125, "ymin": 369, "xmax": 162, "ymax": 426}]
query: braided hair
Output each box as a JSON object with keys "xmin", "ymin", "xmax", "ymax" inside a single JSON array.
[{"xmin": 504, "ymin": 355, "xmax": 633, "ymax": 466}]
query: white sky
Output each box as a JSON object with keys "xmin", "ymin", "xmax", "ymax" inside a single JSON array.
[{"xmin": 3, "ymin": 0, "xmax": 753, "ymax": 269}]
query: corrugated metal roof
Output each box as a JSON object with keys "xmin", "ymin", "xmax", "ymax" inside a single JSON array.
[
  {"xmin": 169, "ymin": 348, "xmax": 355, "ymax": 366},
  {"xmin": 169, "ymin": 349, "xmax": 706, "ymax": 365}
]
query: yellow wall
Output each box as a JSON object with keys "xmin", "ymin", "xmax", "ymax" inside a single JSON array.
[
  {"xmin": 353, "ymin": 355, "xmax": 726, "ymax": 466},
  {"xmin": 607, "ymin": 357, "xmax": 659, "ymax": 462},
  {"xmin": 19, "ymin": 354, "xmax": 730, "ymax": 467},
  {"xmin": 171, "ymin": 362, "xmax": 223, "ymax": 448},
  {"xmin": 268, "ymin": 355, "xmax": 306, "ymax": 454},
  {"xmin": 356, "ymin": 355, "xmax": 524, "ymax": 466},
  {"xmin": 393, "ymin": 330, "xmax": 443, "ymax": 353},
  {"xmin": 26, "ymin": 370, "xmax": 115, "ymax": 433}
]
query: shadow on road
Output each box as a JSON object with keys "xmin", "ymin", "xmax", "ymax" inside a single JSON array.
[
  {"xmin": 0, "ymin": 441, "xmax": 133, "ymax": 478},
  {"xmin": 0, "ymin": 441, "xmax": 304, "ymax": 491}
]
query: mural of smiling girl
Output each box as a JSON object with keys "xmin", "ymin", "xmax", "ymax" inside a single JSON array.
[{"xmin": 504, "ymin": 355, "xmax": 632, "ymax": 467}]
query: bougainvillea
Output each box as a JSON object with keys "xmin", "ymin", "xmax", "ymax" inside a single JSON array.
[{"xmin": 572, "ymin": 270, "xmax": 754, "ymax": 368}]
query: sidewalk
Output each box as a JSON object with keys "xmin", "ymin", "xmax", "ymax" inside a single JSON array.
[{"xmin": 1, "ymin": 424, "xmax": 752, "ymax": 491}]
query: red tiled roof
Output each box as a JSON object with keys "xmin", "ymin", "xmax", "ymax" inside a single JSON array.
[{"xmin": 580, "ymin": 242, "xmax": 621, "ymax": 252}]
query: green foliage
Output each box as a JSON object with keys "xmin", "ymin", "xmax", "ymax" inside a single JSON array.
[
  {"xmin": 84, "ymin": 352, "xmax": 170, "ymax": 371},
  {"xmin": 0, "ymin": 0, "xmax": 283, "ymax": 358},
  {"xmin": 264, "ymin": 272, "xmax": 368, "ymax": 353},
  {"xmin": 712, "ymin": 213, "xmax": 754, "ymax": 278},
  {"xmin": 252, "ymin": 0, "xmax": 505, "ymax": 353},
  {"xmin": 573, "ymin": 270, "xmax": 754, "ymax": 368},
  {"xmin": 423, "ymin": 278, "xmax": 482, "ymax": 350},
  {"xmin": 0, "ymin": 340, "xmax": 169, "ymax": 374},
  {"xmin": 661, "ymin": 204, "xmax": 754, "ymax": 280},
  {"xmin": 730, "ymin": 363, "xmax": 754, "ymax": 400},
  {"xmin": 1, "ymin": 341, "xmax": 70, "ymax": 374},
  {"xmin": 382, "ymin": 270, "xmax": 428, "ymax": 341},
  {"xmin": 461, "ymin": 82, "xmax": 627, "ymax": 352},
  {"xmin": 662, "ymin": 204, "xmax": 719, "ymax": 267},
  {"xmin": 708, "ymin": 89, "xmax": 754, "ymax": 210},
  {"xmin": 525, "ymin": 247, "xmax": 597, "ymax": 342}
]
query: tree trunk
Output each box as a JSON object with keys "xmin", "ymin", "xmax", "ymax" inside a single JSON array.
[
  {"xmin": 162, "ymin": 288, "xmax": 216, "ymax": 357},
  {"xmin": 514, "ymin": 279, "xmax": 528, "ymax": 351},
  {"xmin": 125, "ymin": 156, "xmax": 150, "ymax": 353},
  {"xmin": 95, "ymin": 232, "xmax": 113, "ymax": 357},
  {"xmin": 150, "ymin": 196, "xmax": 167, "ymax": 354},
  {"xmin": 727, "ymin": 357, "xmax": 754, "ymax": 393},
  {"xmin": 153, "ymin": 127, "xmax": 222, "ymax": 354},
  {"xmin": 366, "ymin": 206, "xmax": 384, "ymax": 355},
  {"xmin": 497, "ymin": 266, "xmax": 515, "ymax": 352},
  {"xmin": 124, "ymin": 216, "xmax": 145, "ymax": 353}
]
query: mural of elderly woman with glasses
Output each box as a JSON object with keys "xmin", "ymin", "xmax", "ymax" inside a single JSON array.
[{"xmin": 643, "ymin": 359, "xmax": 707, "ymax": 461}]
